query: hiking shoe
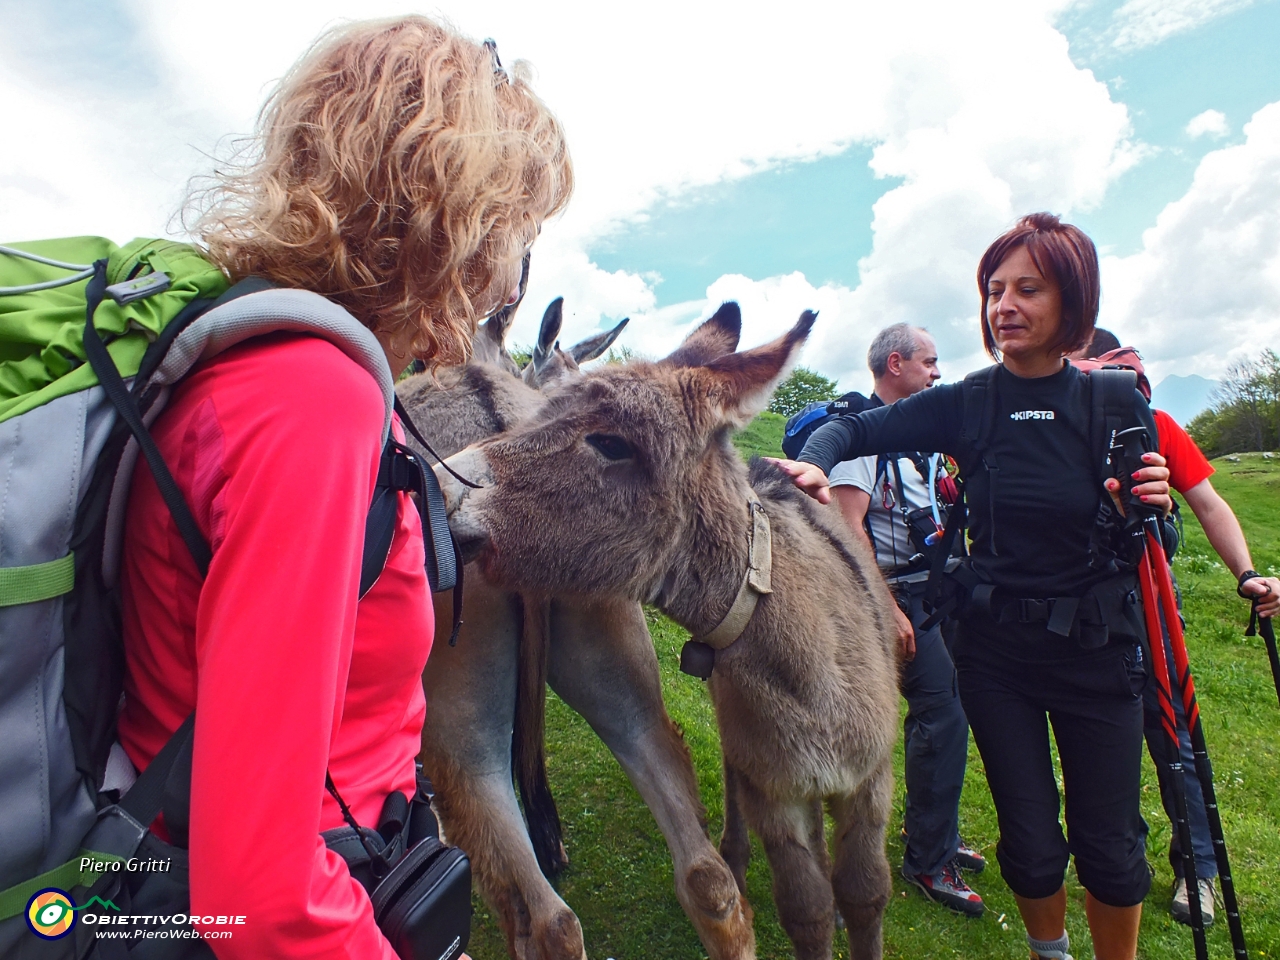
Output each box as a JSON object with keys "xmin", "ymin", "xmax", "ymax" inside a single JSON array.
[
  {"xmin": 953, "ymin": 840, "xmax": 986, "ymax": 874},
  {"xmin": 901, "ymin": 861, "xmax": 985, "ymax": 917},
  {"xmin": 1171, "ymin": 877, "xmax": 1215, "ymax": 926},
  {"xmin": 899, "ymin": 827, "xmax": 987, "ymax": 875}
]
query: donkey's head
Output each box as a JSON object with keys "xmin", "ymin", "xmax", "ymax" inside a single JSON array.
[
  {"xmin": 522, "ymin": 297, "xmax": 630, "ymax": 389},
  {"xmin": 441, "ymin": 303, "xmax": 814, "ymax": 602}
]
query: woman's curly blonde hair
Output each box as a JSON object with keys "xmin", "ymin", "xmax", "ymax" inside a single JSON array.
[{"xmin": 189, "ymin": 16, "xmax": 572, "ymax": 370}]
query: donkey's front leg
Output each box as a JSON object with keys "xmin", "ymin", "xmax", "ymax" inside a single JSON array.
[
  {"xmin": 719, "ymin": 761, "xmax": 750, "ymax": 895},
  {"xmin": 735, "ymin": 774, "xmax": 835, "ymax": 960},
  {"xmin": 547, "ymin": 598, "xmax": 755, "ymax": 960},
  {"xmin": 425, "ymin": 578, "xmax": 586, "ymax": 960},
  {"xmin": 829, "ymin": 758, "xmax": 893, "ymax": 960}
]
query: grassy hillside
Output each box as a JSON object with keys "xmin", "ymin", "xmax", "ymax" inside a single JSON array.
[
  {"xmin": 463, "ymin": 419, "xmax": 1280, "ymax": 959},
  {"xmin": 732, "ymin": 410, "xmax": 787, "ymax": 460}
]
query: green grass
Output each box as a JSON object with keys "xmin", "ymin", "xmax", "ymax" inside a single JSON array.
[
  {"xmin": 464, "ymin": 431, "xmax": 1280, "ymax": 959},
  {"xmin": 732, "ymin": 410, "xmax": 788, "ymax": 461}
]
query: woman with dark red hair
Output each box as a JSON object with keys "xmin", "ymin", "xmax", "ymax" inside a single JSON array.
[{"xmin": 773, "ymin": 213, "xmax": 1171, "ymax": 960}]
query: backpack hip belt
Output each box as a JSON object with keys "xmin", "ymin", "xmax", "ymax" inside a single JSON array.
[{"xmin": 940, "ymin": 564, "xmax": 1144, "ymax": 649}]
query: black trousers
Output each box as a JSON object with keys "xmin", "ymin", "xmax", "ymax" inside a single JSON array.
[
  {"xmin": 954, "ymin": 615, "xmax": 1152, "ymax": 907},
  {"xmin": 898, "ymin": 581, "xmax": 970, "ymax": 877}
]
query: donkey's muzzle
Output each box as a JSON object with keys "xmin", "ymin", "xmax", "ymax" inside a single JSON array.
[{"xmin": 435, "ymin": 446, "xmax": 493, "ymax": 563}]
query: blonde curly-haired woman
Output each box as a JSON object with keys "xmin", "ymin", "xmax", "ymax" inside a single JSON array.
[{"xmin": 117, "ymin": 17, "xmax": 570, "ymax": 957}]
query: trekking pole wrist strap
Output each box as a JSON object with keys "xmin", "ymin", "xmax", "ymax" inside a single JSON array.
[{"xmin": 1238, "ymin": 569, "xmax": 1263, "ymax": 599}]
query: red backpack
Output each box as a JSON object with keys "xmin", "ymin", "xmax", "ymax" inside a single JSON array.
[{"xmin": 1070, "ymin": 346, "xmax": 1152, "ymax": 401}]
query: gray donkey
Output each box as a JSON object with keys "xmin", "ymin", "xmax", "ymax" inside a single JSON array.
[
  {"xmin": 397, "ymin": 298, "xmax": 756, "ymax": 960},
  {"xmin": 437, "ymin": 309, "xmax": 901, "ymax": 960}
]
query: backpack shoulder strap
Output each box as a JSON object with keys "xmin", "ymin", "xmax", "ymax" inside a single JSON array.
[
  {"xmin": 904, "ymin": 451, "xmax": 935, "ymax": 488},
  {"xmin": 148, "ymin": 287, "xmax": 394, "ymax": 441},
  {"xmin": 1085, "ymin": 367, "xmax": 1142, "ymax": 571},
  {"xmin": 99, "ymin": 284, "xmax": 395, "ymax": 588},
  {"xmin": 959, "ymin": 365, "xmax": 1001, "ymax": 555},
  {"xmin": 960, "ymin": 365, "xmax": 1000, "ymax": 454},
  {"xmin": 1089, "ymin": 368, "xmax": 1139, "ymax": 482}
]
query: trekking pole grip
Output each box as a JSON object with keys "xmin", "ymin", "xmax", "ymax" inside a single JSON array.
[{"xmin": 1110, "ymin": 425, "xmax": 1160, "ymax": 522}]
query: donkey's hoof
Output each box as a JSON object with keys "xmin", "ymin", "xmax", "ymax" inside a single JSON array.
[
  {"xmin": 520, "ymin": 907, "xmax": 585, "ymax": 960},
  {"xmin": 683, "ymin": 858, "xmax": 756, "ymax": 959}
]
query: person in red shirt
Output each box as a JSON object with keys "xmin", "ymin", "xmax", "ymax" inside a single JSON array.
[
  {"xmin": 117, "ymin": 17, "xmax": 572, "ymax": 958},
  {"xmin": 1073, "ymin": 330, "xmax": 1278, "ymax": 612},
  {"xmin": 1148, "ymin": 406, "xmax": 1280, "ymax": 925},
  {"xmin": 1153, "ymin": 407, "xmax": 1277, "ymax": 611},
  {"xmin": 1074, "ymin": 330, "xmax": 1280, "ymax": 927}
]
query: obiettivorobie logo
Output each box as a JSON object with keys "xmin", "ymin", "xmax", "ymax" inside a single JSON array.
[
  {"xmin": 25, "ymin": 888, "xmax": 120, "ymax": 940},
  {"xmin": 25, "ymin": 888, "xmax": 244, "ymax": 944}
]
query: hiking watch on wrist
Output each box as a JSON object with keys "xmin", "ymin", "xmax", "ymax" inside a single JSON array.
[{"xmin": 1238, "ymin": 569, "xmax": 1263, "ymax": 599}]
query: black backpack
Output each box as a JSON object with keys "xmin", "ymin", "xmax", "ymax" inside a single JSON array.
[{"xmin": 921, "ymin": 365, "xmax": 1172, "ymax": 633}]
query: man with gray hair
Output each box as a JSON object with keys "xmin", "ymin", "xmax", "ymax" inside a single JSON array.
[{"xmin": 829, "ymin": 323, "xmax": 985, "ymax": 915}]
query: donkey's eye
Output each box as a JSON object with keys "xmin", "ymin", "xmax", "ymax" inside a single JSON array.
[{"xmin": 585, "ymin": 433, "xmax": 634, "ymax": 461}]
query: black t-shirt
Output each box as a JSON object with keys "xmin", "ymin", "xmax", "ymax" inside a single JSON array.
[{"xmin": 798, "ymin": 363, "xmax": 1155, "ymax": 597}]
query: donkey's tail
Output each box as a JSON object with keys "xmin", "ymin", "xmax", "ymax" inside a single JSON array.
[{"xmin": 513, "ymin": 593, "xmax": 568, "ymax": 877}]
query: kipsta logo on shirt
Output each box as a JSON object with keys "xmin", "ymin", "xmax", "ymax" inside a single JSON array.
[{"xmin": 1009, "ymin": 410, "xmax": 1055, "ymax": 421}]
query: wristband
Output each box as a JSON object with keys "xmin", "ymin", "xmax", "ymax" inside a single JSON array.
[{"xmin": 1238, "ymin": 569, "xmax": 1263, "ymax": 600}]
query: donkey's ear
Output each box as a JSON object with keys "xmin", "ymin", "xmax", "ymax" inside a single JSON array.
[
  {"xmin": 531, "ymin": 297, "xmax": 565, "ymax": 372},
  {"xmin": 695, "ymin": 310, "xmax": 817, "ymax": 427},
  {"xmin": 570, "ymin": 317, "xmax": 629, "ymax": 364},
  {"xmin": 661, "ymin": 302, "xmax": 742, "ymax": 368}
]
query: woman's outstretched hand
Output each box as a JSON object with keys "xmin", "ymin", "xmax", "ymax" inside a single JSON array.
[
  {"xmin": 1104, "ymin": 450, "xmax": 1172, "ymax": 517},
  {"xmin": 765, "ymin": 458, "xmax": 832, "ymax": 504}
]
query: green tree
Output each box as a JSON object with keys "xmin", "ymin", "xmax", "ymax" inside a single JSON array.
[
  {"xmin": 767, "ymin": 366, "xmax": 840, "ymax": 418},
  {"xmin": 1187, "ymin": 348, "xmax": 1280, "ymax": 457}
]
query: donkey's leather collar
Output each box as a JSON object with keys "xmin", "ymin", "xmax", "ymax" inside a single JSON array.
[{"xmin": 682, "ymin": 490, "xmax": 773, "ymax": 679}]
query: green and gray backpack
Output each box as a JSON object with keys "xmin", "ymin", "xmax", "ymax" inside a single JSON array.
[{"xmin": 0, "ymin": 238, "xmax": 458, "ymax": 957}]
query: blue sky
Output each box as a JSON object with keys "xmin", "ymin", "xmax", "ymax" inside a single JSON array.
[
  {"xmin": 1068, "ymin": 0, "xmax": 1280, "ymax": 255},
  {"xmin": 591, "ymin": 0, "xmax": 1280, "ymax": 310},
  {"xmin": 591, "ymin": 147, "xmax": 893, "ymax": 305}
]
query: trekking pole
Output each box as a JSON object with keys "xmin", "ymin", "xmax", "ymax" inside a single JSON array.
[
  {"xmin": 1245, "ymin": 600, "xmax": 1280, "ymax": 709},
  {"xmin": 1134, "ymin": 549, "xmax": 1210, "ymax": 960},
  {"xmin": 1146, "ymin": 525, "xmax": 1250, "ymax": 960},
  {"xmin": 1115, "ymin": 426, "xmax": 1250, "ymax": 960}
]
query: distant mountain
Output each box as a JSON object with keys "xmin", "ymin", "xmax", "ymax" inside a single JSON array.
[{"xmin": 1151, "ymin": 374, "xmax": 1219, "ymax": 425}]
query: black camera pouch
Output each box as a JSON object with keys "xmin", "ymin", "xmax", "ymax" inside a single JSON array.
[
  {"xmin": 323, "ymin": 773, "xmax": 471, "ymax": 960},
  {"xmin": 371, "ymin": 837, "xmax": 472, "ymax": 960}
]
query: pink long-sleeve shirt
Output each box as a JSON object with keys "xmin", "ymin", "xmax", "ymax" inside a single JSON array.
[{"xmin": 118, "ymin": 332, "xmax": 433, "ymax": 958}]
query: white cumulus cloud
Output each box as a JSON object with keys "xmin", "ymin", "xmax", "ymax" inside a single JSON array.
[
  {"xmin": 1102, "ymin": 100, "xmax": 1280, "ymax": 383},
  {"xmin": 0, "ymin": 0, "xmax": 1167, "ymax": 389},
  {"xmin": 1186, "ymin": 109, "xmax": 1230, "ymax": 140},
  {"xmin": 1109, "ymin": 0, "xmax": 1256, "ymax": 52},
  {"xmin": 569, "ymin": 2, "xmax": 1143, "ymax": 389}
]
